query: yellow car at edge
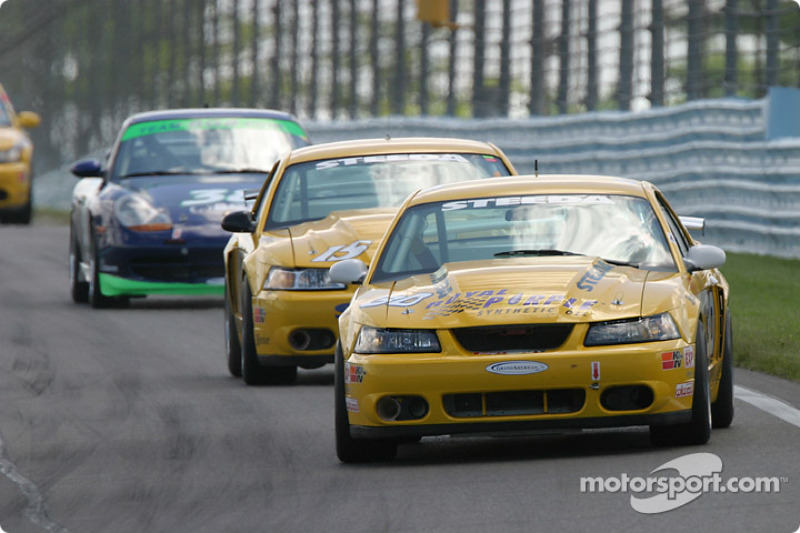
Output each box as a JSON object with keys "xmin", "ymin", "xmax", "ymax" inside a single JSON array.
[
  {"xmin": 221, "ymin": 137, "xmax": 516, "ymax": 385},
  {"xmin": 331, "ymin": 174, "xmax": 734, "ymax": 462},
  {"xmin": 0, "ymin": 83, "xmax": 40, "ymax": 224}
]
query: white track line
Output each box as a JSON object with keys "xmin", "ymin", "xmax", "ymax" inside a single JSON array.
[{"xmin": 735, "ymin": 385, "xmax": 800, "ymax": 430}]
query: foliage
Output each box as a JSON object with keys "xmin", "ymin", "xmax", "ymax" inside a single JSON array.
[{"xmin": 722, "ymin": 252, "xmax": 800, "ymax": 381}]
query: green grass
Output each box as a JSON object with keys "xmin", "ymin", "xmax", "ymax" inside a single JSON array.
[{"xmin": 722, "ymin": 252, "xmax": 800, "ymax": 381}]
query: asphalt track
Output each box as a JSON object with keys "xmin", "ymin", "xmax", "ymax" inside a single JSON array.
[{"xmin": 1, "ymin": 221, "xmax": 799, "ymax": 533}]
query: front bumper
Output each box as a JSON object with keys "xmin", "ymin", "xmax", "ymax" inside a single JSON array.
[
  {"xmin": 251, "ymin": 287, "xmax": 353, "ymax": 362},
  {"xmin": 0, "ymin": 162, "xmax": 31, "ymax": 209},
  {"xmin": 344, "ymin": 340, "xmax": 698, "ymax": 439},
  {"xmin": 98, "ymin": 243, "xmax": 225, "ymax": 296}
]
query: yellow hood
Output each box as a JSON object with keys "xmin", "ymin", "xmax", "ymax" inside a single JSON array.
[{"xmin": 356, "ymin": 256, "xmax": 683, "ymax": 328}]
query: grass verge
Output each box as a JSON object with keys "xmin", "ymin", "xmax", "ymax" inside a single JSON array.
[{"xmin": 722, "ymin": 252, "xmax": 800, "ymax": 381}]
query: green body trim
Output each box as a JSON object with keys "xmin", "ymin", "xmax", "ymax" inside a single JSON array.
[{"xmin": 99, "ymin": 273, "xmax": 224, "ymax": 297}]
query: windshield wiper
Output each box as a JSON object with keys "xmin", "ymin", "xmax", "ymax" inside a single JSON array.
[
  {"xmin": 212, "ymin": 168, "xmax": 271, "ymax": 174},
  {"xmin": 494, "ymin": 249, "xmax": 583, "ymax": 257},
  {"xmin": 119, "ymin": 170, "xmax": 191, "ymax": 178}
]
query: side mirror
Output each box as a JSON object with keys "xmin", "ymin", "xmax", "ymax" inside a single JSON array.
[
  {"xmin": 329, "ymin": 258, "xmax": 368, "ymax": 285},
  {"xmin": 221, "ymin": 210, "xmax": 256, "ymax": 233},
  {"xmin": 684, "ymin": 244, "xmax": 726, "ymax": 272},
  {"xmin": 71, "ymin": 158, "xmax": 103, "ymax": 178},
  {"xmin": 17, "ymin": 111, "xmax": 41, "ymax": 129}
]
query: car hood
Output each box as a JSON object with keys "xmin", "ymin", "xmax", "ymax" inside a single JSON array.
[
  {"xmin": 356, "ymin": 256, "xmax": 684, "ymax": 328},
  {"xmin": 122, "ymin": 173, "xmax": 265, "ymax": 229},
  {"xmin": 262, "ymin": 207, "xmax": 399, "ymax": 267}
]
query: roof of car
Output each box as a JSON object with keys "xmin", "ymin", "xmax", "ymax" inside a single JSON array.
[
  {"xmin": 123, "ymin": 108, "xmax": 302, "ymax": 125},
  {"xmin": 282, "ymin": 137, "xmax": 506, "ymax": 164},
  {"xmin": 405, "ymin": 174, "xmax": 650, "ymax": 206}
]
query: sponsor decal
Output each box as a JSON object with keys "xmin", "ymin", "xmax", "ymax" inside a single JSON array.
[
  {"xmin": 254, "ymin": 307, "xmax": 266, "ymax": 324},
  {"xmin": 345, "ymin": 362, "xmax": 367, "ymax": 384},
  {"xmin": 423, "ymin": 289, "xmax": 597, "ymax": 319},
  {"xmin": 315, "ymin": 153, "xmax": 470, "ymax": 170},
  {"xmin": 675, "ymin": 381, "xmax": 694, "ymax": 398},
  {"xmin": 335, "ymin": 302, "xmax": 349, "ymax": 317},
  {"xmin": 684, "ymin": 345, "xmax": 695, "ymax": 368},
  {"xmin": 576, "ymin": 260, "xmax": 614, "ymax": 292},
  {"xmin": 486, "ymin": 361, "xmax": 548, "ymax": 375},
  {"xmin": 345, "ymin": 397, "xmax": 359, "ymax": 413},
  {"xmin": 311, "ymin": 240, "xmax": 372, "ymax": 263},
  {"xmin": 661, "ymin": 351, "xmax": 683, "ymax": 370},
  {"xmin": 441, "ymin": 194, "xmax": 614, "ymax": 212},
  {"xmin": 591, "ymin": 361, "xmax": 601, "ymax": 381},
  {"xmin": 121, "ymin": 117, "xmax": 306, "ymax": 141}
]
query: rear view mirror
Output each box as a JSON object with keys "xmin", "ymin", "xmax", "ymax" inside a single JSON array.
[
  {"xmin": 221, "ymin": 211, "xmax": 256, "ymax": 233},
  {"xmin": 329, "ymin": 259, "xmax": 368, "ymax": 285}
]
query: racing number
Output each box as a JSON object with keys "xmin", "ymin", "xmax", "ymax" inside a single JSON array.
[
  {"xmin": 181, "ymin": 189, "xmax": 246, "ymax": 207},
  {"xmin": 311, "ymin": 240, "xmax": 372, "ymax": 262}
]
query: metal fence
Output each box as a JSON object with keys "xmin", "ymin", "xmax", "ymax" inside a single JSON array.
[{"xmin": 1, "ymin": 0, "xmax": 799, "ymax": 172}]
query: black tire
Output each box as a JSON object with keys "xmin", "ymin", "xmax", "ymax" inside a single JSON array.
[
  {"xmin": 17, "ymin": 194, "xmax": 32, "ymax": 225},
  {"xmin": 712, "ymin": 313, "xmax": 735, "ymax": 429},
  {"xmin": 335, "ymin": 343, "xmax": 397, "ymax": 463},
  {"xmin": 87, "ymin": 229, "xmax": 129, "ymax": 309},
  {"xmin": 69, "ymin": 231, "xmax": 89, "ymax": 303},
  {"xmin": 240, "ymin": 278, "xmax": 272, "ymax": 385},
  {"xmin": 225, "ymin": 281, "xmax": 243, "ymax": 377},
  {"xmin": 239, "ymin": 276, "xmax": 297, "ymax": 385},
  {"xmin": 650, "ymin": 322, "xmax": 712, "ymax": 447}
]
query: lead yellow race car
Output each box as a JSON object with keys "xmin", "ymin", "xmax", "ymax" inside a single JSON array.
[
  {"xmin": 221, "ymin": 138, "xmax": 516, "ymax": 385},
  {"xmin": 330, "ymin": 174, "xmax": 734, "ymax": 462}
]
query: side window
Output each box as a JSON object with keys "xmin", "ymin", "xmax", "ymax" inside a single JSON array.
[{"xmin": 656, "ymin": 193, "xmax": 691, "ymax": 258}]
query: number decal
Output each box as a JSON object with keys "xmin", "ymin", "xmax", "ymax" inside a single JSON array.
[
  {"xmin": 311, "ymin": 240, "xmax": 372, "ymax": 262},
  {"xmin": 181, "ymin": 189, "xmax": 246, "ymax": 207}
]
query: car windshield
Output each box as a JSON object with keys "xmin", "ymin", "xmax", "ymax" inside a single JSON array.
[
  {"xmin": 373, "ymin": 193, "xmax": 676, "ymax": 282},
  {"xmin": 110, "ymin": 117, "xmax": 308, "ymax": 180},
  {"xmin": 265, "ymin": 152, "xmax": 511, "ymax": 228}
]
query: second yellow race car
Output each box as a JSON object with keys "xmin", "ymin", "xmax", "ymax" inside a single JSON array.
[
  {"xmin": 330, "ymin": 174, "xmax": 734, "ymax": 462},
  {"xmin": 221, "ymin": 137, "xmax": 516, "ymax": 385}
]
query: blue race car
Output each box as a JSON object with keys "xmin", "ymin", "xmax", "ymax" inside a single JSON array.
[{"xmin": 69, "ymin": 108, "xmax": 310, "ymax": 308}]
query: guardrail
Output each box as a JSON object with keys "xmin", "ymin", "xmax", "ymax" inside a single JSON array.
[{"xmin": 35, "ymin": 89, "xmax": 800, "ymax": 259}]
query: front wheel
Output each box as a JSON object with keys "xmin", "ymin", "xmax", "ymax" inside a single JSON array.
[
  {"xmin": 69, "ymin": 231, "xmax": 89, "ymax": 303},
  {"xmin": 225, "ymin": 281, "xmax": 242, "ymax": 377},
  {"xmin": 238, "ymin": 278, "xmax": 297, "ymax": 385},
  {"xmin": 650, "ymin": 322, "xmax": 712, "ymax": 447},
  {"xmin": 334, "ymin": 343, "xmax": 397, "ymax": 463},
  {"xmin": 87, "ymin": 232, "xmax": 128, "ymax": 309},
  {"xmin": 711, "ymin": 313, "xmax": 735, "ymax": 428}
]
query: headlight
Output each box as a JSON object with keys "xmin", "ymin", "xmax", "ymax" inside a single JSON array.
[
  {"xmin": 114, "ymin": 195, "xmax": 172, "ymax": 231},
  {"xmin": 0, "ymin": 145, "xmax": 22, "ymax": 163},
  {"xmin": 264, "ymin": 267, "xmax": 346, "ymax": 290},
  {"xmin": 355, "ymin": 327, "xmax": 441, "ymax": 354},
  {"xmin": 584, "ymin": 312, "xmax": 680, "ymax": 346}
]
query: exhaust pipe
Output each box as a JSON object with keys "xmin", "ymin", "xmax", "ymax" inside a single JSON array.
[
  {"xmin": 376, "ymin": 397, "xmax": 402, "ymax": 421},
  {"xmin": 288, "ymin": 329, "xmax": 312, "ymax": 351}
]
